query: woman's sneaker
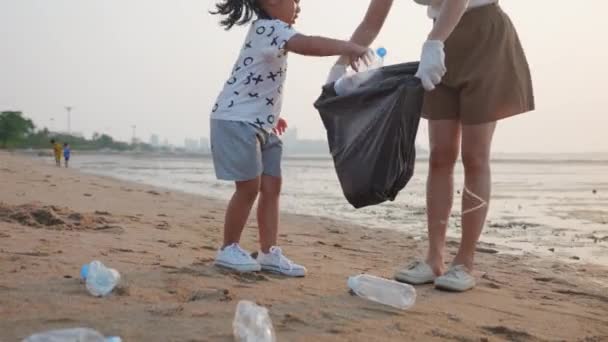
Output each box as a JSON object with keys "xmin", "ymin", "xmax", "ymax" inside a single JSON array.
[
  {"xmin": 215, "ymin": 243, "xmax": 261, "ymax": 272},
  {"xmin": 394, "ymin": 260, "xmax": 437, "ymax": 285},
  {"xmin": 257, "ymin": 246, "xmax": 307, "ymax": 277},
  {"xmin": 434, "ymin": 264, "xmax": 476, "ymax": 292}
]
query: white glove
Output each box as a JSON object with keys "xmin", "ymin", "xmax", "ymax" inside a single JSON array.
[
  {"xmin": 326, "ymin": 64, "xmax": 347, "ymax": 84},
  {"xmin": 415, "ymin": 40, "xmax": 447, "ymax": 91}
]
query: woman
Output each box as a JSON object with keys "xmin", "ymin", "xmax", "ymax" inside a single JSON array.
[{"xmin": 331, "ymin": 0, "xmax": 534, "ymax": 292}]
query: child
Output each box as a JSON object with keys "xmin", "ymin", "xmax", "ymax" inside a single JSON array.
[
  {"xmin": 210, "ymin": 0, "xmax": 369, "ymax": 276},
  {"xmin": 63, "ymin": 143, "xmax": 71, "ymax": 168},
  {"xmin": 50, "ymin": 139, "xmax": 62, "ymax": 167}
]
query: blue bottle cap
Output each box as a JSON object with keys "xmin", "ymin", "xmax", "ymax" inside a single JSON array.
[
  {"xmin": 376, "ymin": 47, "xmax": 387, "ymax": 58},
  {"xmin": 80, "ymin": 263, "xmax": 89, "ymax": 280}
]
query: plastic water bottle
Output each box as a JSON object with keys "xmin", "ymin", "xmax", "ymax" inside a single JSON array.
[
  {"xmin": 23, "ymin": 328, "xmax": 121, "ymax": 342},
  {"xmin": 84, "ymin": 260, "xmax": 121, "ymax": 297},
  {"xmin": 347, "ymin": 274, "xmax": 416, "ymax": 310},
  {"xmin": 365, "ymin": 46, "xmax": 387, "ymax": 71},
  {"xmin": 334, "ymin": 47, "xmax": 387, "ymax": 96},
  {"xmin": 233, "ymin": 300, "xmax": 276, "ymax": 342}
]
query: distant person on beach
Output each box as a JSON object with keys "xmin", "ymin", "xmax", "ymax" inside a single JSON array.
[
  {"xmin": 209, "ymin": 0, "xmax": 370, "ymax": 276},
  {"xmin": 50, "ymin": 139, "xmax": 62, "ymax": 167},
  {"xmin": 63, "ymin": 143, "xmax": 71, "ymax": 168},
  {"xmin": 331, "ymin": 0, "xmax": 534, "ymax": 291}
]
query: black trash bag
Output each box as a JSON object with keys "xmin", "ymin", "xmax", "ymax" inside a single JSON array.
[{"xmin": 313, "ymin": 62, "xmax": 424, "ymax": 209}]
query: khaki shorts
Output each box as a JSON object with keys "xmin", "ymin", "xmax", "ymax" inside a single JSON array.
[{"xmin": 422, "ymin": 4, "xmax": 535, "ymax": 125}]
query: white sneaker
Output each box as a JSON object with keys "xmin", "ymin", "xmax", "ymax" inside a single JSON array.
[
  {"xmin": 434, "ymin": 265, "xmax": 476, "ymax": 292},
  {"xmin": 257, "ymin": 246, "xmax": 307, "ymax": 277},
  {"xmin": 394, "ymin": 261, "xmax": 437, "ymax": 285},
  {"xmin": 215, "ymin": 243, "xmax": 261, "ymax": 272}
]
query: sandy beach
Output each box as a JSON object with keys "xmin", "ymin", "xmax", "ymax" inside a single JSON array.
[{"xmin": 1, "ymin": 151, "xmax": 607, "ymax": 341}]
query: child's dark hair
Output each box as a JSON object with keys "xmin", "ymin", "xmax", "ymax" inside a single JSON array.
[
  {"xmin": 211, "ymin": 0, "xmax": 270, "ymax": 30},
  {"xmin": 50, "ymin": 139, "xmax": 55, "ymax": 144}
]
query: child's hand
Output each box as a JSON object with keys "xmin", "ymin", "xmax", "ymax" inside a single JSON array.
[
  {"xmin": 347, "ymin": 45, "xmax": 373, "ymax": 72},
  {"xmin": 273, "ymin": 118, "xmax": 288, "ymax": 136}
]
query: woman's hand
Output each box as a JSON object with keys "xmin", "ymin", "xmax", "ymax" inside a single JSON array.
[
  {"xmin": 416, "ymin": 0, "xmax": 468, "ymax": 91},
  {"xmin": 415, "ymin": 40, "xmax": 446, "ymax": 91},
  {"xmin": 273, "ymin": 118, "xmax": 288, "ymax": 136}
]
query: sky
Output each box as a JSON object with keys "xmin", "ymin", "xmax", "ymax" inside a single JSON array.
[{"xmin": 1, "ymin": 0, "xmax": 607, "ymax": 153}]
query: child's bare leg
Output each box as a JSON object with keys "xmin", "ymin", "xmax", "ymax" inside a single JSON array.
[
  {"xmin": 255, "ymin": 173, "xmax": 306, "ymax": 277},
  {"xmin": 223, "ymin": 177, "xmax": 260, "ymax": 248},
  {"xmin": 257, "ymin": 175, "xmax": 281, "ymax": 253}
]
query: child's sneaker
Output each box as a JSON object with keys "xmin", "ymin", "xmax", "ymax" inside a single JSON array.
[
  {"xmin": 215, "ymin": 243, "xmax": 261, "ymax": 272},
  {"xmin": 257, "ymin": 246, "xmax": 307, "ymax": 277}
]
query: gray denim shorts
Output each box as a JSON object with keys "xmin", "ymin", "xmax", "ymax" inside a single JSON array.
[{"xmin": 210, "ymin": 119, "xmax": 282, "ymax": 181}]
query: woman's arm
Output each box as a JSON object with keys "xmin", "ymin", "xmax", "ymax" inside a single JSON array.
[
  {"xmin": 428, "ymin": 0, "xmax": 469, "ymax": 42},
  {"xmin": 336, "ymin": 0, "xmax": 394, "ymax": 65},
  {"xmin": 415, "ymin": 0, "xmax": 469, "ymax": 90}
]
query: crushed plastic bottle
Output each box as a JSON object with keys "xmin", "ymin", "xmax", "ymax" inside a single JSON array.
[
  {"xmin": 84, "ymin": 260, "xmax": 121, "ymax": 297},
  {"xmin": 348, "ymin": 274, "xmax": 416, "ymax": 310},
  {"xmin": 23, "ymin": 328, "xmax": 121, "ymax": 342},
  {"xmin": 334, "ymin": 47, "xmax": 387, "ymax": 96},
  {"xmin": 105, "ymin": 338, "xmax": 122, "ymax": 342},
  {"xmin": 233, "ymin": 300, "xmax": 276, "ymax": 342}
]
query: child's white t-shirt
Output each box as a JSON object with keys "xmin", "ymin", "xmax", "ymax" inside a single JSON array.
[{"xmin": 211, "ymin": 19, "xmax": 298, "ymax": 131}]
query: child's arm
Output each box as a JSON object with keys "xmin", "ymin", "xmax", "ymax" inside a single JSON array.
[{"xmin": 286, "ymin": 35, "xmax": 369, "ymax": 70}]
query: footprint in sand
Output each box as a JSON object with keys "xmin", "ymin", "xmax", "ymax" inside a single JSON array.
[
  {"xmin": 11, "ymin": 251, "xmax": 50, "ymax": 257},
  {"xmin": 280, "ymin": 313, "xmax": 307, "ymax": 326},
  {"xmin": 94, "ymin": 225, "xmax": 125, "ymax": 234},
  {"xmin": 114, "ymin": 285, "xmax": 130, "ymax": 296},
  {"xmin": 227, "ymin": 271, "xmax": 269, "ymax": 284},
  {"xmin": 481, "ymin": 326, "xmax": 535, "ymax": 341},
  {"xmin": 156, "ymin": 221, "xmax": 170, "ymax": 230},
  {"xmin": 147, "ymin": 305, "xmax": 184, "ymax": 317},
  {"xmin": 187, "ymin": 288, "xmax": 232, "ymax": 302},
  {"xmin": 166, "ymin": 265, "xmax": 222, "ymax": 279},
  {"xmin": 109, "ymin": 247, "xmax": 147, "ymax": 254}
]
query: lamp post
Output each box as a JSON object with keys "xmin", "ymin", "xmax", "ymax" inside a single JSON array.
[{"xmin": 65, "ymin": 106, "xmax": 72, "ymax": 134}]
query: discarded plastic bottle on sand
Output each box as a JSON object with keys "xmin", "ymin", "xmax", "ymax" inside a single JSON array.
[
  {"xmin": 348, "ymin": 274, "xmax": 416, "ymax": 310},
  {"xmin": 23, "ymin": 328, "xmax": 121, "ymax": 342},
  {"xmin": 233, "ymin": 300, "xmax": 276, "ymax": 342},
  {"xmin": 334, "ymin": 47, "xmax": 387, "ymax": 96},
  {"xmin": 85, "ymin": 260, "xmax": 121, "ymax": 297}
]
